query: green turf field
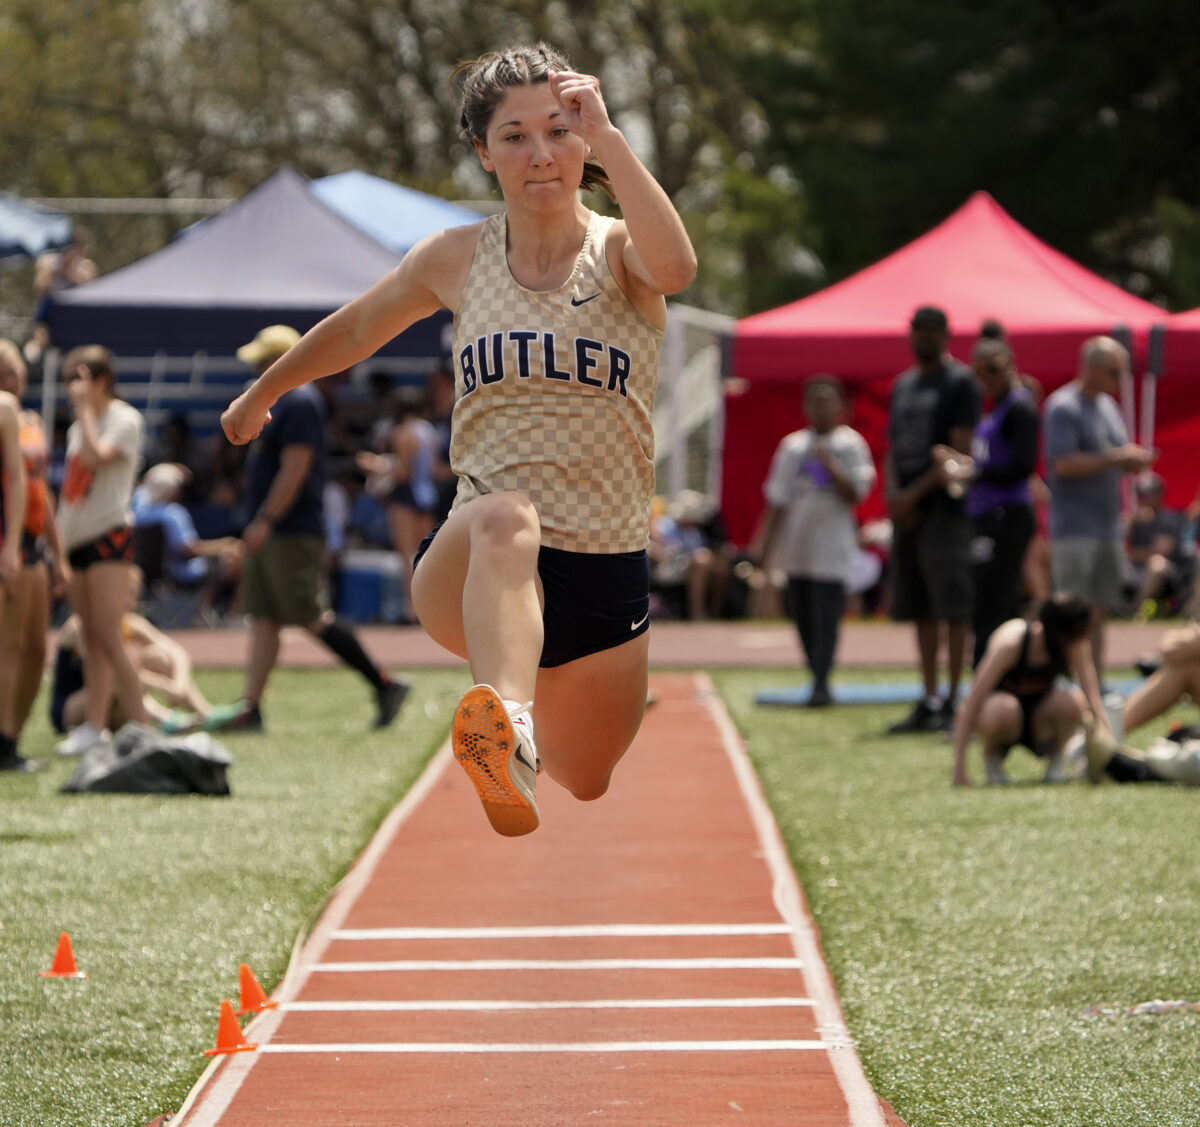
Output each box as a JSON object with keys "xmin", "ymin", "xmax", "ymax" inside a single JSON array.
[
  {"xmin": 2, "ymin": 666, "xmax": 1198, "ymax": 1126},
  {"xmin": 0, "ymin": 668, "xmax": 467, "ymax": 1127},
  {"xmin": 715, "ymin": 668, "xmax": 1200, "ymax": 1127}
]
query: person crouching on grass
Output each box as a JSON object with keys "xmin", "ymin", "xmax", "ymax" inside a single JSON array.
[
  {"xmin": 221, "ymin": 43, "xmax": 697, "ymax": 836},
  {"xmin": 951, "ymin": 592, "xmax": 1113, "ymax": 786}
]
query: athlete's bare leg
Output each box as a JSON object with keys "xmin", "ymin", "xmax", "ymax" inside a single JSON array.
[
  {"xmin": 1124, "ymin": 665, "xmax": 1200, "ymax": 734},
  {"xmin": 533, "ymin": 632, "xmax": 650, "ymax": 800},
  {"xmin": 410, "ymin": 491, "xmax": 544, "ymax": 704}
]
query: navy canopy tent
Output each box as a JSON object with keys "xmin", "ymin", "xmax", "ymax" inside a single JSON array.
[
  {"xmin": 0, "ymin": 190, "xmax": 72, "ymax": 260},
  {"xmin": 46, "ymin": 166, "xmax": 458, "ymax": 357}
]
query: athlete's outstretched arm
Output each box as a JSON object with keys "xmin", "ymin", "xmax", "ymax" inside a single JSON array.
[
  {"xmin": 550, "ymin": 71, "xmax": 696, "ymax": 296},
  {"xmin": 222, "ymin": 228, "xmax": 471, "ymax": 445}
]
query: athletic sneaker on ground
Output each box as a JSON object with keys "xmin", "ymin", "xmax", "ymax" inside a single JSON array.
[
  {"xmin": 888, "ymin": 698, "xmax": 946, "ymax": 734},
  {"xmin": 160, "ymin": 710, "xmax": 202, "ymax": 736},
  {"xmin": 983, "ymin": 751, "xmax": 1010, "ymax": 785},
  {"xmin": 1045, "ymin": 731, "xmax": 1088, "ymax": 784},
  {"xmin": 55, "ymin": 722, "xmax": 110, "ymax": 758},
  {"xmin": 452, "ymin": 684, "xmax": 539, "ymax": 837},
  {"xmin": 806, "ymin": 685, "xmax": 833, "ymax": 708},
  {"xmin": 203, "ymin": 700, "xmax": 265, "ymax": 733},
  {"xmin": 0, "ymin": 735, "xmax": 47, "ymax": 773},
  {"xmin": 375, "ymin": 679, "xmax": 410, "ymax": 728}
]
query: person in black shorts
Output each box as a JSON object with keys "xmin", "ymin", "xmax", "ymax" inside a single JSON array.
[
  {"xmin": 885, "ymin": 306, "xmax": 982, "ymax": 733},
  {"xmin": 54, "ymin": 345, "xmax": 148, "ymax": 758},
  {"xmin": 951, "ymin": 593, "xmax": 1111, "ymax": 785},
  {"xmin": 222, "ymin": 44, "xmax": 697, "ymax": 836}
]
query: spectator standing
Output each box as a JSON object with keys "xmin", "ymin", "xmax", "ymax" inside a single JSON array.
[
  {"xmin": 54, "ymin": 345, "xmax": 148, "ymax": 757},
  {"xmin": 21, "ymin": 323, "xmax": 50, "ymax": 387},
  {"xmin": 205, "ymin": 326, "xmax": 408, "ymax": 732},
  {"xmin": 1123, "ymin": 472, "xmax": 1194, "ymax": 619},
  {"xmin": 1044, "ymin": 336, "xmax": 1154, "ymax": 677},
  {"xmin": 753, "ymin": 376, "xmax": 876, "ymax": 706},
  {"xmin": 33, "ymin": 233, "xmax": 96, "ymax": 322},
  {"xmin": 885, "ymin": 306, "xmax": 982, "ymax": 732},
  {"xmin": 967, "ymin": 338, "xmax": 1040, "ymax": 665},
  {"xmin": 0, "ymin": 340, "xmax": 69, "ymax": 771},
  {"xmin": 0, "ymin": 376, "xmax": 30, "ymax": 769}
]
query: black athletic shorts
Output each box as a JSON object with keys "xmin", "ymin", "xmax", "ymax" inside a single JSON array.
[
  {"xmin": 995, "ymin": 690, "xmax": 1053, "ymax": 757},
  {"xmin": 413, "ymin": 521, "xmax": 651, "ymax": 668},
  {"xmin": 67, "ymin": 526, "xmax": 135, "ymax": 571}
]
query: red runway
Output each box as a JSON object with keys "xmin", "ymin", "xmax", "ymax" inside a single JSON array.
[{"xmin": 173, "ymin": 673, "xmax": 903, "ymax": 1126}]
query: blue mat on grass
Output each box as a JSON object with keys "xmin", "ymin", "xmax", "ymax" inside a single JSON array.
[{"xmin": 755, "ymin": 677, "xmax": 1143, "ymax": 707}]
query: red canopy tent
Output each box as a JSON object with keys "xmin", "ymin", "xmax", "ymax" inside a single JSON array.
[
  {"xmin": 722, "ymin": 191, "xmax": 1166, "ymax": 546},
  {"xmin": 1144, "ymin": 308, "xmax": 1200, "ymax": 512}
]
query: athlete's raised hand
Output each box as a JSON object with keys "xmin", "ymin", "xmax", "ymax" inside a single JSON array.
[
  {"xmin": 222, "ymin": 387, "xmax": 272, "ymax": 445},
  {"xmin": 548, "ymin": 70, "xmax": 612, "ymax": 141}
]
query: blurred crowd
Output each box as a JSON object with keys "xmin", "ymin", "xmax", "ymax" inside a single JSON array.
[{"xmin": 3, "ymin": 295, "xmax": 1199, "ymax": 779}]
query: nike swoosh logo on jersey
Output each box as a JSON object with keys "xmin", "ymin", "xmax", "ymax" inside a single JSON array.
[
  {"xmin": 571, "ymin": 292, "xmax": 601, "ymax": 306},
  {"xmin": 630, "ymin": 612, "xmax": 650, "ymax": 631}
]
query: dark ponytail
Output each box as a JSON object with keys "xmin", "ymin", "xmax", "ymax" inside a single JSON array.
[{"xmin": 1038, "ymin": 592, "xmax": 1092, "ymax": 674}]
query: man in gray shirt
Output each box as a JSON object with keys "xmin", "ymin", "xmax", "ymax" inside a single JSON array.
[{"xmin": 1044, "ymin": 335, "xmax": 1155, "ymax": 675}]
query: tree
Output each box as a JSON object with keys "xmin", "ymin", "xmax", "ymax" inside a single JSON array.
[
  {"xmin": 1, "ymin": 0, "xmax": 803, "ymax": 317},
  {"xmin": 741, "ymin": 0, "xmax": 1200, "ymax": 309}
]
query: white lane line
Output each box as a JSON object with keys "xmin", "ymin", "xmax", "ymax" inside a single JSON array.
[
  {"xmin": 332, "ymin": 923, "xmax": 793, "ymax": 940},
  {"xmin": 698, "ymin": 673, "xmax": 887, "ymax": 1126},
  {"xmin": 280, "ymin": 997, "xmax": 816, "ymax": 1012},
  {"xmin": 260, "ymin": 1040, "xmax": 830, "ymax": 1054},
  {"xmin": 172, "ymin": 743, "xmax": 457, "ymax": 1127},
  {"xmin": 313, "ymin": 957, "xmax": 804, "ymax": 972}
]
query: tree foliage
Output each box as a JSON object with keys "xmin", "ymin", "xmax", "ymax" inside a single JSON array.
[
  {"xmin": 1, "ymin": 0, "xmax": 796, "ymax": 314},
  {"xmin": 740, "ymin": 0, "xmax": 1200, "ymax": 309},
  {"xmin": 5, "ymin": 0, "xmax": 1200, "ymax": 321}
]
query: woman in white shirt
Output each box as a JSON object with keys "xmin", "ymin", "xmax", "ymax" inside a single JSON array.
[{"xmin": 55, "ymin": 345, "xmax": 147, "ymax": 757}]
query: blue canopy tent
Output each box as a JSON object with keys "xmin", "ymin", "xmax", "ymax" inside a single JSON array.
[
  {"xmin": 0, "ymin": 190, "xmax": 72, "ymax": 261},
  {"xmin": 46, "ymin": 166, "xmax": 459, "ymax": 357},
  {"xmin": 311, "ymin": 170, "xmax": 480, "ymax": 256}
]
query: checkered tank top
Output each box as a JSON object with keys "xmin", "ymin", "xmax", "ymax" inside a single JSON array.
[{"xmin": 450, "ymin": 210, "xmax": 662, "ymax": 552}]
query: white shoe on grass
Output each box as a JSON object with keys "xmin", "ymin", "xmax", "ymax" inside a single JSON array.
[
  {"xmin": 55, "ymin": 722, "xmax": 111, "ymax": 758},
  {"xmin": 983, "ymin": 751, "xmax": 1010, "ymax": 785}
]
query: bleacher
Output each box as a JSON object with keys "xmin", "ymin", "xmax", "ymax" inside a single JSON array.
[{"xmin": 26, "ymin": 349, "xmax": 437, "ymax": 443}]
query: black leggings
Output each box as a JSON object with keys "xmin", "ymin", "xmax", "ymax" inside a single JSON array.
[
  {"xmin": 785, "ymin": 577, "xmax": 846, "ymax": 691},
  {"xmin": 971, "ymin": 504, "xmax": 1036, "ymax": 667}
]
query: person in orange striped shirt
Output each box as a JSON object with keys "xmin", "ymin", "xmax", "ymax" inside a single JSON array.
[
  {"xmin": 0, "ymin": 340, "xmax": 33, "ymax": 770},
  {"xmin": 54, "ymin": 345, "xmax": 147, "ymax": 758},
  {"xmin": 0, "ymin": 339, "xmax": 72, "ymax": 770}
]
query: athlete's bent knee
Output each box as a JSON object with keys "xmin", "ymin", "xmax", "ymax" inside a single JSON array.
[
  {"xmin": 565, "ymin": 772, "xmax": 612, "ymax": 802},
  {"xmin": 471, "ymin": 492, "xmax": 540, "ymax": 549}
]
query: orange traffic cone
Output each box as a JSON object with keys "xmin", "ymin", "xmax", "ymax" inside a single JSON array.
[
  {"xmin": 40, "ymin": 931, "xmax": 88, "ymax": 979},
  {"xmin": 236, "ymin": 963, "xmax": 278, "ymax": 1016},
  {"xmin": 204, "ymin": 1000, "xmax": 258, "ymax": 1057}
]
